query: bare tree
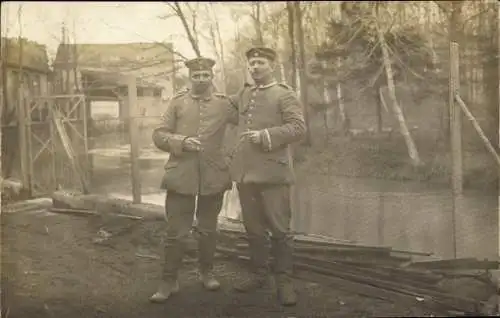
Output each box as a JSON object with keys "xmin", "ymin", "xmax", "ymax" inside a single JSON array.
[
  {"xmin": 164, "ymin": 3, "xmax": 201, "ymax": 57},
  {"xmin": 286, "ymin": 2, "xmax": 297, "ymax": 90},
  {"xmin": 373, "ymin": 3, "xmax": 422, "ymax": 166},
  {"xmin": 252, "ymin": 2, "xmax": 264, "ymax": 45},
  {"xmin": 294, "ymin": 2, "xmax": 312, "ymax": 146}
]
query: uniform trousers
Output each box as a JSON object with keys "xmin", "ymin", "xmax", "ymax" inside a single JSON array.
[
  {"xmin": 236, "ymin": 183, "xmax": 294, "ymax": 276},
  {"xmin": 162, "ymin": 190, "xmax": 224, "ymax": 280}
]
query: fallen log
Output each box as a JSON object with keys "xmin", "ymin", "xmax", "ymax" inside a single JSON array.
[
  {"xmin": 1, "ymin": 197, "xmax": 53, "ymax": 213},
  {"xmin": 1, "ymin": 178, "xmax": 31, "ymax": 202},
  {"xmin": 51, "ymin": 190, "xmax": 164, "ymax": 220},
  {"xmin": 49, "ymin": 207, "xmax": 144, "ymax": 220}
]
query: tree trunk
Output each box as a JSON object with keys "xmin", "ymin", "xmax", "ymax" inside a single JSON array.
[
  {"xmin": 294, "ymin": 1, "xmax": 312, "ymax": 146},
  {"xmin": 253, "ymin": 2, "xmax": 264, "ymax": 45},
  {"xmin": 374, "ymin": 6, "xmax": 422, "ymax": 166},
  {"xmin": 212, "ymin": 7, "xmax": 227, "ymax": 94},
  {"xmin": 286, "ymin": 2, "xmax": 297, "ymax": 90},
  {"xmin": 482, "ymin": 1, "xmax": 499, "ymax": 146},
  {"xmin": 336, "ymin": 5, "xmax": 347, "ymax": 134},
  {"xmin": 336, "ymin": 57, "xmax": 347, "ymax": 134}
]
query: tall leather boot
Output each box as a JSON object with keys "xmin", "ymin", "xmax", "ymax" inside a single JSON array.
[
  {"xmin": 272, "ymin": 236, "xmax": 297, "ymax": 306},
  {"xmin": 197, "ymin": 233, "xmax": 221, "ymax": 291},
  {"xmin": 234, "ymin": 237, "xmax": 270, "ymax": 293},
  {"xmin": 150, "ymin": 238, "xmax": 185, "ymax": 303}
]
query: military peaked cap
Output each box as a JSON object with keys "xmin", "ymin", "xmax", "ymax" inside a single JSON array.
[
  {"xmin": 245, "ymin": 47, "xmax": 277, "ymax": 62},
  {"xmin": 184, "ymin": 57, "xmax": 216, "ymax": 71}
]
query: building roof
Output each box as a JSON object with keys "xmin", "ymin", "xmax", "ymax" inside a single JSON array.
[
  {"xmin": 53, "ymin": 42, "xmax": 175, "ymax": 87},
  {"xmin": 1, "ymin": 37, "xmax": 51, "ymax": 73}
]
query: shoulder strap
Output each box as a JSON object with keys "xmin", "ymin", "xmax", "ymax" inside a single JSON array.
[
  {"xmin": 278, "ymin": 82, "xmax": 292, "ymax": 90},
  {"xmin": 172, "ymin": 88, "xmax": 189, "ymax": 99}
]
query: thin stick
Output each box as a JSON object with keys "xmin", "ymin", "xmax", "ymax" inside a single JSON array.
[{"xmin": 455, "ymin": 94, "xmax": 500, "ymax": 167}]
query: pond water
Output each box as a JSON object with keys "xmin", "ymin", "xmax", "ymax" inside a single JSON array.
[{"xmin": 293, "ymin": 175, "xmax": 497, "ymax": 260}]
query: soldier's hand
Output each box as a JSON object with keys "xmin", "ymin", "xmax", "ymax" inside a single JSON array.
[
  {"xmin": 183, "ymin": 137, "xmax": 202, "ymax": 152},
  {"xmin": 240, "ymin": 130, "xmax": 262, "ymax": 144}
]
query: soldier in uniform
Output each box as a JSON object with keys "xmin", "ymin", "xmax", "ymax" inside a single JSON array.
[
  {"xmin": 229, "ymin": 47, "xmax": 306, "ymax": 306},
  {"xmin": 150, "ymin": 57, "xmax": 236, "ymax": 303}
]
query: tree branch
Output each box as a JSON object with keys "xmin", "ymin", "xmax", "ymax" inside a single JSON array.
[{"xmin": 172, "ymin": 2, "xmax": 201, "ymax": 57}]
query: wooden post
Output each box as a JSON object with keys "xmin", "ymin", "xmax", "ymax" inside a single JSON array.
[
  {"xmin": 449, "ymin": 42, "xmax": 462, "ymax": 195},
  {"xmin": 127, "ymin": 75, "xmax": 141, "ymax": 204},
  {"xmin": 376, "ymin": 85, "xmax": 383, "ymax": 133},
  {"xmin": 322, "ymin": 60, "xmax": 330, "ymax": 143},
  {"xmin": 17, "ymin": 82, "xmax": 29, "ymax": 189},
  {"xmin": 497, "ymin": 2, "xmax": 500, "ymax": 311},
  {"xmin": 336, "ymin": 57, "xmax": 346, "ymax": 135},
  {"xmin": 449, "ymin": 41, "xmax": 461, "ymax": 260}
]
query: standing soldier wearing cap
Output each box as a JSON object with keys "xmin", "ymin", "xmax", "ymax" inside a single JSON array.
[
  {"xmin": 150, "ymin": 57, "xmax": 237, "ymax": 303},
  {"xmin": 229, "ymin": 46, "xmax": 306, "ymax": 306}
]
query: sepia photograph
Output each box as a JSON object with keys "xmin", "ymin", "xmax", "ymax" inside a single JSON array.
[{"xmin": 1, "ymin": 1, "xmax": 499, "ymax": 317}]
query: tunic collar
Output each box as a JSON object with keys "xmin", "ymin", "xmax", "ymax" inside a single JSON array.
[
  {"xmin": 190, "ymin": 87, "xmax": 213, "ymax": 100},
  {"xmin": 251, "ymin": 81, "xmax": 277, "ymax": 90}
]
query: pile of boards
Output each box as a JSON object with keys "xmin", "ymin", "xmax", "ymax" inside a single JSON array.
[{"xmin": 216, "ymin": 223, "xmax": 498, "ymax": 315}]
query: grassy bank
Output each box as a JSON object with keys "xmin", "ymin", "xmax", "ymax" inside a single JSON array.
[{"xmin": 296, "ymin": 134, "xmax": 498, "ymax": 193}]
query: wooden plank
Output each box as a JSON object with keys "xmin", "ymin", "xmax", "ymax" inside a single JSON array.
[
  {"xmin": 217, "ymin": 246, "xmax": 434, "ymax": 287},
  {"xmin": 221, "ymin": 249, "xmax": 480, "ymax": 313},
  {"xmin": 294, "ymin": 261, "xmax": 480, "ymax": 313},
  {"xmin": 218, "ymin": 228, "xmax": 401, "ymax": 254},
  {"xmin": 410, "ymin": 257, "xmax": 499, "ymax": 270},
  {"xmin": 292, "ymin": 270, "xmax": 452, "ymax": 314},
  {"xmin": 126, "ymin": 75, "xmax": 141, "ymax": 204}
]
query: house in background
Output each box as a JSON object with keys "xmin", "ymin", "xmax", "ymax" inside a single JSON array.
[
  {"xmin": 1, "ymin": 37, "xmax": 52, "ymax": 178},
  {"xmin": 52, "ymin": 42, "xmax": 176, "ymax": 120},
  {"xmin": 1, "ymin": 37, "xmax": 52, "ymax": 124}
]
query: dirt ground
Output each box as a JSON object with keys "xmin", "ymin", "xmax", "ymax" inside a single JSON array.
[{"xmin": 1, "ymin": 210, "xmax": 451, "ymax": 318}]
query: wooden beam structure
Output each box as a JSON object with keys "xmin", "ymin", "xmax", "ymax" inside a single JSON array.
[{"xmin": 126, "ymin": 75, "xmax": 141, "ymax": 204}]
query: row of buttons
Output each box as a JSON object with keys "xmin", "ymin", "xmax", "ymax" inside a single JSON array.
[
  {"xmin": 246, "ymin": 91, "xmax": 257, "ymax": 126},
  {"xmin": 197, "ymin": 99, "xmax": 208, "ymax": 139}
]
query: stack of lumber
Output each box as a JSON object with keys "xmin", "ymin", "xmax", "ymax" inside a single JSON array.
[{"xmin": 216, "ymin": 225, "xmax": 498, "ymax": 315}]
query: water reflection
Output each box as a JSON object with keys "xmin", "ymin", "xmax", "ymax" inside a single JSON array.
[{"xmin": 294, "ymin": 175, "xmax": 497, "ymax": 260}]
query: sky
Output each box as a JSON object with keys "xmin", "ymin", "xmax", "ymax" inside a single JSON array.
[{"xmin": 1, "ymin": 1, "xmax": 246, "ymax": 62}]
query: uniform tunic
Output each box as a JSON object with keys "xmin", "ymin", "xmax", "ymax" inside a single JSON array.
[
  {"xmin": 229, "ymin": 82, "xmax": 306, "ymax": 184},
  {"xmin": 153, "ymin": 89, "xmax": 237, "ymax": 196}
]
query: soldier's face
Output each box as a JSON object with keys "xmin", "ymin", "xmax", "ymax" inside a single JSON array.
[
  {"xmin": 190, "ymin": 70, "xmax": 213, "ymax": 92},
  {"xmin": 248, "ymin": 57, "xmax": 274, "ymax": 81}
]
